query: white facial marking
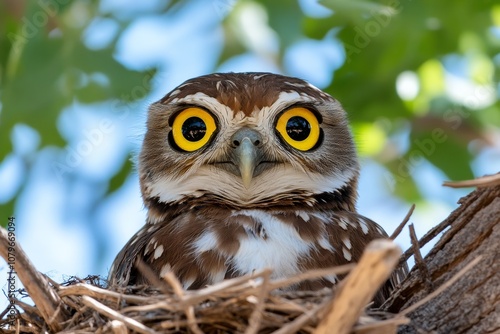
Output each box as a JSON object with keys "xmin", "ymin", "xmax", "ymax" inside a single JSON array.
[
  {"xmin": 342, "ymin": 247, "xmax": 352, "ymax": 261},
  {"xmin": 230, "ymin": 210, "xmax": 312, "ymax": 279},
  {"xmin": 149, "ymin": 165, "xmax": 356, "ymax": 206},
  {"xmin": 153, "ymin": 245, "xmax": 164, "ymax": 259}
]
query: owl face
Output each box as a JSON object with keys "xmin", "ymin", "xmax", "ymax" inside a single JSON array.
[{"xmin": 139, "ymin": 73, "xmax": 359, "ymax": 210}]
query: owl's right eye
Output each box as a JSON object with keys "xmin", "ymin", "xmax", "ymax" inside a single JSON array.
[{"xmin": 171, "ymin": 108, "xmax": 217, "ymax": 152}]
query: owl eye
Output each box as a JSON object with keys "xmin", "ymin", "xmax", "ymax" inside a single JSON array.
[
  {"xmin": 275, "ymin": 107, "xmax": 320, "ymax": 151},
  {"xmin": 171, "ymin": 108, "xmax": 217, "ymax": 152}
]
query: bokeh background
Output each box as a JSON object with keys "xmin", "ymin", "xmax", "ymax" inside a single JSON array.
[{"xmin": 1, "ymin": 0, "xmax": 499, "ymax": 298}]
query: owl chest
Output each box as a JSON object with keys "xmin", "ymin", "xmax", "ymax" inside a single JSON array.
[{"xmin": 192, "ymin": 210, "xmax": 316, "ymax": 280}]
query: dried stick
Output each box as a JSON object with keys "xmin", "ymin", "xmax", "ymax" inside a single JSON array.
[
  {"xmin": 162, "ymin": 271, "xmax": 203, "ymax": 334},
  {"xmin": 0, "ymin": 226, "xmax": 67, "ymax": 332},
  {"xmin": 409, "ymin": 224, "xmax": 433, "ymax": 292},
  {"xmin": 398, "ymin": 256, "xmax": 482, "ymax": 317},
  {"xmin": 245, "ymin": 270, "xmax": 270, "ymax": 334},
  {"xmin": 390, "ymin": 204, "xmax": 415, "ymax": 240},
  {"xmin": 272, "ymin": 300, "xmax": 328, "ymax": 334},
  {"xmin": 59, "ymin": 283, "xmax": 155, "ymax": 304},
  {"xmin": 443, "ymin": 173, "xmax": 500, "ymax": 188},
  {"xmin": 314, "ymin": 239, "xmax": 402, "ymax": 334},
  {"xmin": 352, "ymin": 317, "xmax": 410, "ymax": 333},
  {"xmin": 81, "ymin": 295, "xmax": 157, "ymax": 334},
  {"xmin": 268, "ymin": 264, "xmax": 355, "ymax": 290}
]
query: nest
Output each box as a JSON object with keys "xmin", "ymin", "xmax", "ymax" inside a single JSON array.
[
  {"xmin": 0, "ymin": 259, "xmax": 409, "ymax": 334},
  {"xmin": 2, "ymin": 174, "xmax": 497, "ymax": 334}
]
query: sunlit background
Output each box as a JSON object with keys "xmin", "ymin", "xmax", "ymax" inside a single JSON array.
[{"xmin": 1, "ymin": 0, "xmax": 499, "ymax": 306}]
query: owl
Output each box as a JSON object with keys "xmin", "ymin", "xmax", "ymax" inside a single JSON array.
[{"xmin": 108, "ymin": 72, "xmax": 405, "ymax": 305}]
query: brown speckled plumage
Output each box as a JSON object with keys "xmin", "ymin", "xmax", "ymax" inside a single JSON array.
[{"xmin": 109, "ymin": 72, "xmax": 406, "ymax": 305}]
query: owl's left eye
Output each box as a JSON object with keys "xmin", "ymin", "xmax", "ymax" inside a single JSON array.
[
  {"xmin": 171, "ymin": 108, "xmax": 217, "ymax": 152},
  {"xmin": 275, "ymin": 107, "xmax": 321, "ymax": 151}
]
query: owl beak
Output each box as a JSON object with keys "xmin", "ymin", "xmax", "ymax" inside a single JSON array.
[
  {"xmin": 231, "ymin": 128, "xmax": 263, "ymax": 188},
  {"xmin": 236, "ymin": 138, "xmax": 258, "ymax": 188}
]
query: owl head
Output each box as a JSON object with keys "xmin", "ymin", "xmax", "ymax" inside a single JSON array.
[{"xmin": 139, "ymin": 73, "xmax": 359, "ymax": 215}]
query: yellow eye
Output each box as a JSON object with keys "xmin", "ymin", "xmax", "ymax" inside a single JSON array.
[
  {"xmin": 171, "ymin": 108, "xmax": 217, "ymax": 152},
  {"xmin": 275, "ymin": 107, "xmax": 320, "ymax": 151}
]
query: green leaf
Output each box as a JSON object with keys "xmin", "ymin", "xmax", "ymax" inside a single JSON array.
[
  {"xmin": 409, "ymin": 130, "xmax": 474, "ymax": 181},
  {"xmin": 108, "ymin": 155, "xmax": 133, "ymax": 194}
]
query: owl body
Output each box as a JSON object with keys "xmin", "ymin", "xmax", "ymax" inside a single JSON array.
[{"xmin": 109, "ymin": 73, "xmax": 404, "ymax": 304}]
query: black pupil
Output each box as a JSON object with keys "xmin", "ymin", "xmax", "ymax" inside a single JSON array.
[
  {"xmin": 286, "ymin": 116, "xmax": 310, "ymax": 141},
  {"xmin": 182, "ymin": 117, "xmax": 206, "ymax": 142}
]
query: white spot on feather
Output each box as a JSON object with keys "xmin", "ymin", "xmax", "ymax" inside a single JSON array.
[
  {"xmin": 160, "ymin": 263, "xmax": 171, "ymax": 277},
  {"xmin": 359, "ymin": 219, "xmax": 369, "ymax": 235},
  {"xmin": 154, "ymin": 245, "xmax": 164, "ymax": 259},
  {"xmin": 342, "ymin": 247, "xmax": 352, "ymax": 261},
  {"xmin": 253, "ymin": 74, "xmax": 268, "ymax": 80},
  {"xmin": 342, "ymin": 237, "xmax": 352, "ymax": 250},
  {"xmin": 169, "ymin": 89, "xmax": 180, "ymax": 97},
  {"xmin": 325, "ymin": 274, "xmax": 338, "ymax": 284},
  {"xmin": 318, "ymin": 236, "xmax": 335, "ymax": 252},
  {"xmin": 231, "ymin": 210, "xmax": 313, "ymax": 279},
  {"xmin": 194, "ymin": 230, "xmax": 218, "ymax": 254},
  {"xmin": 209, "ymin": 271, "xmax": 226, "ymax": 284},
  {"xmin": 296, "ymin": 211, "xmax": 310, "ymax": 222},
  {"xmin": 182, "ymin": 277, "xmax": 196, "ymax": 289},
  {"xmin": 338, "ymin": 217, "xmax": 348, "ymax": 230},
  {"xmin": 284, "ymin": 81, "xmax": 305, "ymax": 88}
]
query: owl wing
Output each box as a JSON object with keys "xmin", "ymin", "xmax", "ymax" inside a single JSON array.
[
  {"xmin": 108, "ymin": 209, "xmax": 235, "ymax": 288},
  {"xmin": 302, "ymin": 210, "xmax": 408, "ymax": 305}
]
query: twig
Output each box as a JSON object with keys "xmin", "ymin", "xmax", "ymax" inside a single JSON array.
[
  {"xmin": 179, "ymin": 269, "xmax": 272, "ymax": 306},
  {"xmin": 135, "ymin": 259, "xmax": 170, "ymax": 294},
  {"xmin": 353, "ymin": 316, "xmax": 410, "ymax": 333},
  {"xmin": 245, "ymin": 270, "xmax": 271, "ymax": 334},
  {"xmin": 268, "ymin": 264, "xmax": 355, "ymax": 290},
  {"xmin": 398, "ymin": 256, "xmax": 482, "ymax": 316},
  {"xmin": 272, "ymin": 300, "xmax": 328, "ymax": 334},
  {"xmin": 390, "ymin": 204, "xmax": 415, "ymax": 240},
  {"xmin": 0, "ymin": 226, "xmax": 67, "ymax": 332},
  {"xmin": 110, "ymin": 319, "xmax": 128, "ymax": 334},
  {"xmin": 409, "ymin": 224, "xmax": 433, "ymax": 292},
  {"xmin": 162, "ymin": 271, "xmax": 203, "ymax": 334},
  {"xmin": 81, "ymin": 295, "xmax": 158, "ymax": 334},
  {"xmin": 162, "ymin": 271, "xmax": 185, "ymax": 298},
  {"xmin": 59, "ymin": 283, "xmax": 157, "ymax": 304},
  {"xmin": 443, "ymin": 173, "xmax": 500, "ymax": 188},
  {"xmin": 314, "ymin": 240, "xmax": 402, "ymax": 334},
  {"xmin": 399, "ymin": 215, "xmax": 452, "ymax": 266}
]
